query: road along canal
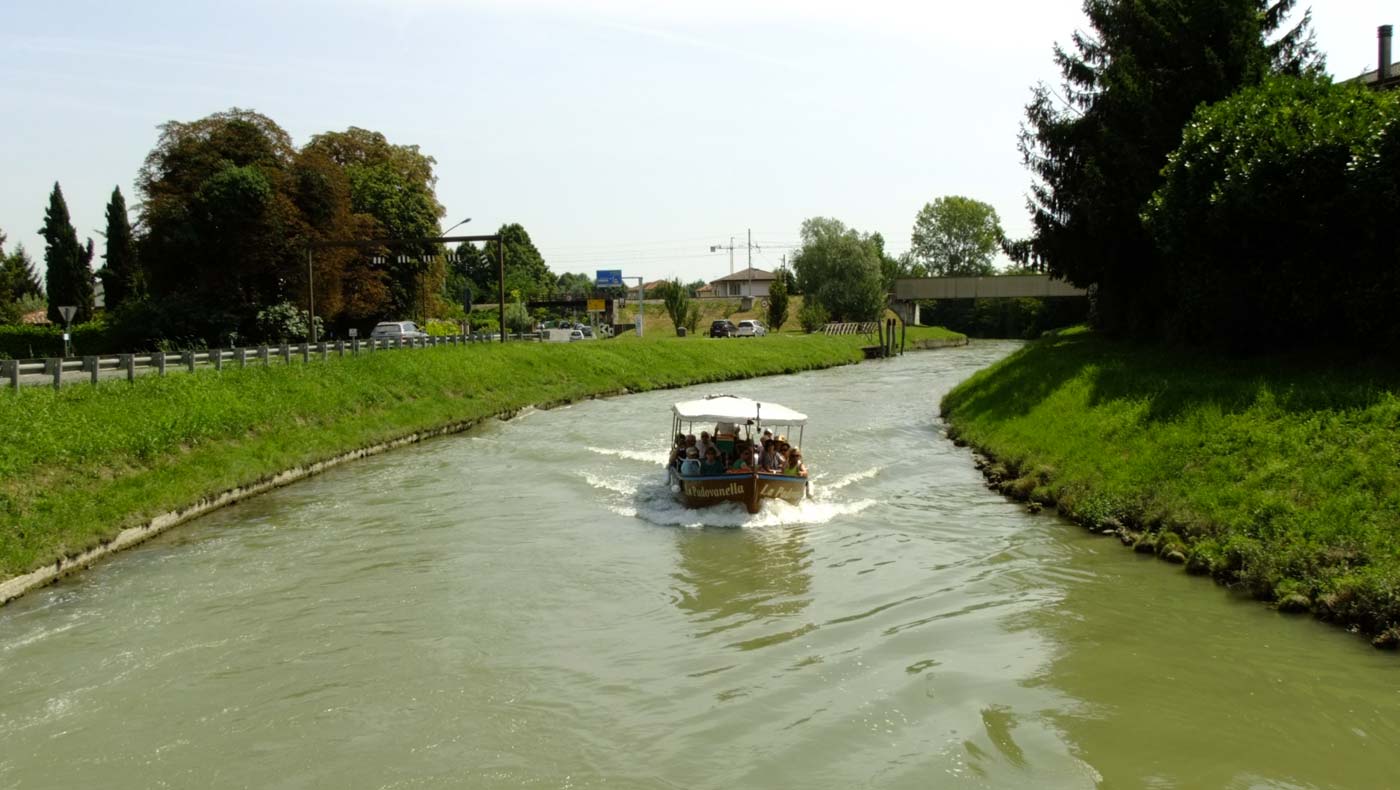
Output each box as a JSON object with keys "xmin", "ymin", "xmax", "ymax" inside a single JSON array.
[{"xmin": 2, "ymin": 342, "xmax": 1397, "ymax": 788}]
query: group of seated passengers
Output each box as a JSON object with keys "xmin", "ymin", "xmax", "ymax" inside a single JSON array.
[{"xmin": 670, "ymin": 426, "xmax": 806, "ymax": 478}]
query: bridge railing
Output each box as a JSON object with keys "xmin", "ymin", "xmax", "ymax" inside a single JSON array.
[{"xmin": 0, "ymin": 332, "xmax": 544, "ymax": 391}]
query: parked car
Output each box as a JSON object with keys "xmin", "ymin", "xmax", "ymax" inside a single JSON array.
[
  {"xmin": 710, "ymin": 319, "xmax": 738, "ymax": 338},
  {"xmin": 735, "ymin": 320, "xmax": 768, "ymax": 337},
  {"xmin": 370, "ymin": 321, "xmax": 428, "ymax": 340}
]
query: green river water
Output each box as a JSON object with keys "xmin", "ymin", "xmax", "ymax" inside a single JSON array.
[{"xmin": 1, "ymin": 342, "xmax": 1397, "ymax": 788}]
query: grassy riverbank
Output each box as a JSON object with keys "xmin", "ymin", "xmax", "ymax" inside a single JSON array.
[
  {"xmin": 0, "ymin": 334, "xmax": 898, "ymax": 582},
  {"xmin": 941, "ymin": 328, "xmax": 1400, "ymax": 646}
]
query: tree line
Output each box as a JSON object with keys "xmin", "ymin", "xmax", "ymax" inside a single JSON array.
[
  {"xmin": 784, "ymin": 195, "xmax": 1009, "ymax": 326},
  {"xmin": 1018, "ymin": 0, "xmax": 1400, "ymax": 348},
  {"xmin": 0, "ymin": 108, "xmax": 599, "ymax": 348}
]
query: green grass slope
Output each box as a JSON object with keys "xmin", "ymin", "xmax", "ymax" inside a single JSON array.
[
  {"xmin": 940, "ymin": 327, "xmax": 1400, "ymax": 646},
  {"xmin": 0, "ymin": 335, "xmax": 871, "ymax": 580}
]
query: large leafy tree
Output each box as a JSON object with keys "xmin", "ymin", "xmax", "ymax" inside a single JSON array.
[
  {"xmin": 910, "ymin": 196, "xmax": 1003, "ymax": 277},
  {"xmin": 480, "ymin": 223, "xmax": 555, "ymax": 303},
  {"xmin": 98, "ymin": 186, "xmax": 142, "ymax": 310},
  {"xmin": 555, "ymin": 271, "xmax": 594, "ymax": 298},
  {"xmin": 791, "ymin": 217, "xmax": 886, "ymax": 322},
  {"xmin": 1021, "ymin": 0, "xmax": 1320, "ymax": 336},
  {"xmin": 304, "ymin": 127, "xmax": 445, "ymax": 320},
  {"xmin": 139, "ymin": 109, "xmax": 302, "ymax": 333},
  {"xmin": 40, "ymin": 183, "xmax": 95, "ymax": 324},
  {"xmin": 137, "ymin": 109, "xmax": 363, "ymax": 341}
]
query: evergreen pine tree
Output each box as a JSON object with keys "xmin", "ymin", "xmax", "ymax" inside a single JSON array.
[
  {"xmin": 99, "ymin": 186, "xmax": 142, "ymax": 309},
  {"xmin": 40, "ymin": 182, "xmax": 95, "ymax": 324}
]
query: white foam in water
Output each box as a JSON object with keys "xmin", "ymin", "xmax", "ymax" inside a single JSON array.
[
  {"xmin": 586, "ymin": 446, "xmax": 670, "ymax": 465},
  {"xmin": 582, "ymin": 472, "xmax": 639, "ymax": 497},
  {"xmin": 817, "ymin": 466, "xmax": 881, "ymax": 493}
]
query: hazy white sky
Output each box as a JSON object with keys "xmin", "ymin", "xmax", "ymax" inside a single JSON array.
[{"xmin": 2, "ymin": 0, "xmax": 1394, "ymax": 283}]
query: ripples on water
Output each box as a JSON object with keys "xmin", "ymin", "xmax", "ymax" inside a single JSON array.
[{"xmin": 3, "ymin": 342, "xmax": 1399, "ymax": 789}]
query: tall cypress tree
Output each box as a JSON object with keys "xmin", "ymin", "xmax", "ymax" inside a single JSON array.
[
  {"xmin": 40, "ymin": 182, "xmax": 95, "ymax": 324},
  {"xmin": 99, "ymin": 186, "xmax": 141, "ymax": 310}
]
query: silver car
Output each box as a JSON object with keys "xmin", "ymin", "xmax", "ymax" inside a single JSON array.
[
  {"xmin": 369, "ymin": 321, "xmax": 428, "ymax": 340},
  {"xmin": 735, "ymin": 320, "xmax": 768, "ymax": 337}
]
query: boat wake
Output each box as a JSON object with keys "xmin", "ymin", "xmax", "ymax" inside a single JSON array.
[
  {"xmin": 586, "ymin": 446, "xmax": 670, "ymax": 465},
  {"xmin": 580, "ymin": 449, "xmax": 876, "ymax": 529},
  {"xmin": 815, "ymin": 466, "xmax": 882, "ymax": 493}
]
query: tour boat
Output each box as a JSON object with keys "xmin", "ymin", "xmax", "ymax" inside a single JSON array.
[{"xmin": 667, "ymin": 395, "xmax": 809, "ymax": 514}]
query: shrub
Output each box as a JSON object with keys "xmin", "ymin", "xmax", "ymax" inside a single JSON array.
[
  {"xmin": 657, "ymin": 279, "xmax": 692, "ymax": 333},
  {"xmin": 767, "ymin": 273, "xmax": 790, "ymax": 331},
  {"xmin": 254, "ymin": 302, "xmax": 322, "ymax": 344},
  {"xmin": 423, "ymin": 319, "xmax": 461, "ymax": 336},
  {"xmin": 1147, "ymin": 75, "xmax": 1400, "ymax": 347},
  {"xmin": 503, "ymin": 300, "xmax": 531, "ymax": 333},
  {"xmin": 798, "ymin": 302, "xmax": 829, "ymax": 333}
]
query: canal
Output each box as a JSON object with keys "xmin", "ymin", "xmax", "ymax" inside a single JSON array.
[{"xmin": 2, "ymin": 342, "xmax": 1397, "ymax": 788}]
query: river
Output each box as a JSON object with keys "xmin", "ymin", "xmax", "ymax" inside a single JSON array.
[{"xmin": 1, "ymin": 341, "xmax": 1397, "ymax": 789}]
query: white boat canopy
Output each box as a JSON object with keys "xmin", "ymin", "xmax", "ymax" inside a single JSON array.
[{"xmin": 671, "ymin": 395, "xmax": 808, "ymax": 426}]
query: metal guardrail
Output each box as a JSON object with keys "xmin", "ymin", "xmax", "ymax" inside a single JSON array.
[{"xmin": 1, "ymin": 333, "xmax": 544, "ymax": 391}]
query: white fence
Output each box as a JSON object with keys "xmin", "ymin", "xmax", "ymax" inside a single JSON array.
[
  {"xmin": 822, "ymin": 322, "xmax": 879, "ymax": 336},
  {"xmin": 1, "ymin": 333, "xmax": 542, "ymax": 391}
]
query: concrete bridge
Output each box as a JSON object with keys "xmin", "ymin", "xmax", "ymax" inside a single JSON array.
[{"xmin": 891, "ymin": 275, "xmax": 1087, "ymax": 324}]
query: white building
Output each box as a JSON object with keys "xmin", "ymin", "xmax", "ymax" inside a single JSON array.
[{"xmin": 708, "ymin": 267, "xmax": 777, "ymax": 298}]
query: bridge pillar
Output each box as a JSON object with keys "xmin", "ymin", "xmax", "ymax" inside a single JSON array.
[{"xmin": 891, "ymin": 301, "xmax": 919, "ymax": 327}]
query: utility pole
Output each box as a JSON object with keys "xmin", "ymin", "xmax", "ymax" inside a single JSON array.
[{"xmin": 744, "ymin": 229, "xmax": 762, "ymax": 300}]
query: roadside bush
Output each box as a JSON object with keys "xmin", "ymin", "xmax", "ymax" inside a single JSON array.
[
  {"xmin": 254, "ymin": 302, "xmax": 322, "ymax": 344},
  {"xmin": 105, "ymin": 296, "xmax": 244, "ymax": 350},
  {"xmin": 424, "ymin": 319, "xmax": 461, "ymax": 336},
  {"xmin": 503, "ymin": 301, "xmax": 531, "ymax": 333},
  {"xmin": 1147, "ymin": 75, "xmax": 1400, "ymax": 348},
  {"xmin": 0, "ymin": 321, "xmax": 115, "ymax": 359},
  {"xmin": 798, "ymin": 302, "xmax": 829, "ymax": 333}
]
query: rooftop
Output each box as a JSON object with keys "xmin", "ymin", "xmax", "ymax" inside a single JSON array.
[{"xmin": 710, "ymin": 267, "xmax": 777, "ymax": 284}]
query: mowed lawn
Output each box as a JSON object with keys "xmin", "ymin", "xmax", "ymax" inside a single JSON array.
[{"xmin": 941, "ymin": 327, "xmax": 1400, "ymax": 643}]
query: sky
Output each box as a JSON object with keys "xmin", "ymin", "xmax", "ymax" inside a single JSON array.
[{"xmin": 2, "ymin": 0, "xmax": 1396, "ymax": 285}]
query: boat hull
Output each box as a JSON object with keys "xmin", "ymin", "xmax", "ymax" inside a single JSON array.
[{"xmin": 670, "ymin": 471, "xmax": 807, "ymax": 514}]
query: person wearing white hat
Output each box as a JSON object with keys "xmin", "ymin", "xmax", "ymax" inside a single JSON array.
[{"xmin": 680, "ymin": 446, "xmax": 702, "ymax": 476}]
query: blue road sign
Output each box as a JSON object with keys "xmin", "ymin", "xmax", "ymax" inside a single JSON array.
[{"xmin": 596, "ymin": 269, "xmax": 623, "ymax": 287}]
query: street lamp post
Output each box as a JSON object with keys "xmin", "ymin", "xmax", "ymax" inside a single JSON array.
[{"xmin": 425, "ymin": 218, "xmax": 471, "ymax": 324}]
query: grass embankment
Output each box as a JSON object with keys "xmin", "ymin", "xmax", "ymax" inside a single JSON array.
[
  {"xmin": 0, "ymin": 335, "xmax": 872, "ymax": 582},
  {"xmin": 940, "ymin": 327, "xmax": 1400, "ymax": 646}
]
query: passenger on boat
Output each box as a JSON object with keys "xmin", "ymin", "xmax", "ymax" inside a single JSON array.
[
  {"xmin": 758, "ymin": 438, "xmax": 783, "ymax": 472},
  {"xmin": 680, "ymin": 447, "xmax": 701, "ymax": 476},
  {"xmin": 697, "ymin": 431, "xmax": 715, "ymax": 458},
  {"xmin": 782, "ymin": 448, "xmax": 807, "ymax": 477},
  {"xmin": 700, "ymin": 446, "xmax": 725, "ymax": 475},
  {"xmin": 668, "ymin": 433, "xmax": 686, "ymax": 467},
  {"xmin": 726, "ymin": 445, "xmax": 754, "ymax": 473}
]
